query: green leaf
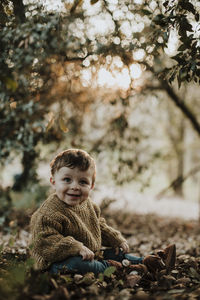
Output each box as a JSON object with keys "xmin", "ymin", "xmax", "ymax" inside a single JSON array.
[
  {"xmin": 191, "ymin": 62, "xmax": 196, "ymax": 72},
  {"xmin": 179, "ymin": 68, "xmax": 187, "ymax": 81},
  {"xmin": 171, "ymin": 54, "xmax": 184, "ymax": 64},
  {"xmin": 59, "ymin": 116, "xmax": 69, "ymax": 133},
  {"xmin": 179, "ymin": 1, "xmax": 196, "ymax": 14},
  {"xmin": 195, "ymin": 13, "xmax": 199, "ymax": 22},
  {"xmin": 141, "ymin": 9, "xmax": 152, "ymax": 15},
  {"xmin": 178, "ymin": 44, "xmax": 187, "ymax": 51},
  {"xmin": 177, "ymin": 74, "xmax": 182, "ymax": 89},
  {"xmin": 46, "ymin": 115, "xmax": 55, "ymax": 132},
  {"xmin": 5, "ymin": 78, "xmax": 18, "ymax": 92},
  {"xmin": 25, "ymin": 258, "xmax": 35, "ymax": 269},
  {"xmin": 60, "ymin": 275, "xmax": 73, "ymax": 284},
  {"xmin": 104, "ymin": 266, "xmax": 116, "ymax": 277},
  {"xmin": 79, "ymin": 273, "xmax": 95, "ymax": 285},
  {"xmin": 163, "ymin": 1, "xmax": 169, "ymax": 9},
  {"xmin": 163, "ymin": 32, "xmax": 168, "ymax": 42},
  {"xmin": 180, "ymin": 19, "xmax": 193, "ymax": 32},
  {"xmin": 98, "ymin": 273, "xmax": 104, "ymax": 282},
  {"xmin": 169, "ymin": 71, "xmax": 176, "ymax": 84},
  {"xmin": 153, "ymin": 14, "xmax": 166, "ymax": 26},
  {"xmin": 118, "ymin": 279, "xmax": 124, "ymax": 285}
]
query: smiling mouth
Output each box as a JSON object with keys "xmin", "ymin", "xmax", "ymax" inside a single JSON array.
[{"xmin": 66, "ymin": 193, "xmax": 81, "ymax": 197}]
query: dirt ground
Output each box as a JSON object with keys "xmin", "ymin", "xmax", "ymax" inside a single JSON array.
[{"xmin": 1, "ymin": 203, "xmax": 200, "ymax": 300}]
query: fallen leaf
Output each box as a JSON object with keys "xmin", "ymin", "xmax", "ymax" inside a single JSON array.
[
  {"xmin": 59, "ymin": 116, "xmax": 69, "ymax": 133},
  {"xmin": 104, "ymin": 266, "xmax": 116, "ymax": 277},
  {"xmin": 168, "ymin": 289, "xmax": 185, "ymax": 294},
  {"xmin": 10, "ymin": 102, "xmax": 17, "ymax": 109},
  {"xmin": 50, "ymin": 278, "xmax": 58, "ymax": 289},
  {"xmin": 126, "ymin": 274, "xmax": 141, "ymax": 288},
  {"xmin": 78, "ymin": 272, "xmax": 95, "ymax": 285},
  {"xmin": 189, "ymin": 267, "xmax": 200, "ymax": 280}
]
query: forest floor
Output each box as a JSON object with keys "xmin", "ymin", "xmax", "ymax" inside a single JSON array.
[{"xmin": 1, "ymin": 200, "xmax": 200, "ymax": 300}]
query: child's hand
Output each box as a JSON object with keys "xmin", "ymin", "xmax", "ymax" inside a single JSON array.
[
  {"xmin": 79, "ymin": 245, "xmax": 95, "ymax": 261},
  {"xmin": 115, "ymin": 242, "xmax": 129, "ymax": 254}
]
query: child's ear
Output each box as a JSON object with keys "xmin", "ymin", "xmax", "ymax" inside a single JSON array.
[
  {"xmin": 91, "ymin": 182, "xmax": 95, "ymax": 190},
  {"xmin": 50, "ymin": 177, "xmax": 55, "ymax": 186}
]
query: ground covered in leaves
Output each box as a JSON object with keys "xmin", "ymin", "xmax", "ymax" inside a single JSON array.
[{"xmin": 1, "ymin": 202, "xmax": 200, "ymax": 300}]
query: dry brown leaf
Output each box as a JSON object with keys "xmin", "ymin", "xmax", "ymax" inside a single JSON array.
[
  {"xmin": 10, "ymin": 101, "xmax": 17, "ymax": 109},
  {"xmin": 126, "ymin": 274, "xmax": 141, "ymax": 288}
]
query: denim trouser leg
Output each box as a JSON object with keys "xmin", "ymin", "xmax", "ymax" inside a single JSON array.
[
  {"xmin": 50, "ymin": 248, "xmax": 143, "ymax": 275},
  {"xmin": 103, "ymin": 248, "xmax": 143, "ymax": 264},
  {"xmin": 50, "ymin": 256, "xmax": 110, "ymax": 276}
]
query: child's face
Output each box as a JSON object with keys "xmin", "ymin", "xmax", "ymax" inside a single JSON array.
[{"xmin": 50, "ymin": 166, "xmax": 94, "ymax": 206}]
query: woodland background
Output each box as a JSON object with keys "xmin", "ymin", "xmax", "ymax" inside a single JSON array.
[{"xmin": 1, "ymin": 0, "xmax": 200, "ymax": 299}]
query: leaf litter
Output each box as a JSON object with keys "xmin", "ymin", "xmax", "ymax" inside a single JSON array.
[{"xmin": 1, "ymin": 206, "xmax": 200, "ymax": 299}]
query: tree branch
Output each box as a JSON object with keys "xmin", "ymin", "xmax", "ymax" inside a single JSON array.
[
  {"xmin": 156, "ymin": 165, "xmax": 200, "ymax": 200},
  {"xmin": 161, "ymin": 80, "xmax": 200, "ymax": 137},
  {"xmin": 70, "ymin": 0, "xmax": 80, "ymax": 14},
  {"xmin": 143, "ymin": 62, "xmax": 200, "ymax": 138}
]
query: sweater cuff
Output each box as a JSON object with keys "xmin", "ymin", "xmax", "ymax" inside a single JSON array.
[
  {"xmin": 109, "ymin": 235, "xmax": 127, "ymax": 248},
  {"xmin": 61, "ymin": 236, "xmax": 83, "ymax": 256}
]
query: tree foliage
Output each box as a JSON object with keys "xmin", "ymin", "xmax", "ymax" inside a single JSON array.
[{"xmin": 152, "ymin": 0, "xmax": 200, "ymax": 86}]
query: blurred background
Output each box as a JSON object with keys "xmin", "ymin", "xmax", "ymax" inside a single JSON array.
[{"xmin": 1, "ymin": 0, "xmax": 200, "ymax": 221}]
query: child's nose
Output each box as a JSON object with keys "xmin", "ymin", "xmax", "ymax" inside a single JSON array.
[{"xmin": 71, "ymin": 181, "xmax": 79, "ymax": 190}]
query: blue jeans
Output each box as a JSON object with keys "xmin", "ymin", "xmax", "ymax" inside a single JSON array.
[{"xmin": 50, "ymin": 248, "xmax": 143, "ymax": 275}]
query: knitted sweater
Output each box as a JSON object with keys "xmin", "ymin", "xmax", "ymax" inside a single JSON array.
[{"xmin": 30, "ymin": 193, "xmax": 126, "ymax": 270}]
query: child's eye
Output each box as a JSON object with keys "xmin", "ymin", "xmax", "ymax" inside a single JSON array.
[
  {"xmin": 80, "ymin": 180, "xmax": 89, "ymax": 185},
  {"xmin": 63, "ymin": 177, "xmax": 71, "ymax": 182}
]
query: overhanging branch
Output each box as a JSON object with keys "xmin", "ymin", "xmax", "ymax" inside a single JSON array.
[
  {"xmin": 143, "ymin": 62, "xmax": 200, "ymax": 138},
  {"xmin": 161, "ymin": 80, "xmax": 200, "ymax": 137},
  {"xmin": 156, "ymin": 165, "xmax": 200, "ymax": 200}
]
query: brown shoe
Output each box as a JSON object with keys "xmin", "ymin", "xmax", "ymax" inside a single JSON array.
[
  {"xmin": 143, "ymin": 255, "xmax": 165, "ymax": 273},
  {"xmin": 107, "ymin": 259, "xmax": 123, "ymax": 270},
  {"xmin": 156, "ymin": 244, "xmax": 176, "ymax": 271}
]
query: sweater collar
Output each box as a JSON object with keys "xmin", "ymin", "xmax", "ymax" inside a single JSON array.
[{"xmin": 53, "ymin": 193, "xmax": 89, "ymax": 211}]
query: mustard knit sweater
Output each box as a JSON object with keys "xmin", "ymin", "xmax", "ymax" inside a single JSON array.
[{"xmin": 30, "ymin": 193, "xmax": 126, "ymax": 270}]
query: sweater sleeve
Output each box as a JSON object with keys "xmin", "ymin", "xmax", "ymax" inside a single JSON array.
[
  {"xmin": 92, "ymin": 202, "xmax": 126, "ymax": 247},
  {"xmin": 31, "ymin": 214, "xmax": 83, "ymax": 265}
]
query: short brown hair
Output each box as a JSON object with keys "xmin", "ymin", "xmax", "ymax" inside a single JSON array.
[{"xmin": 50, "ymin": 149, "xmax": 96, "ymax": 184}]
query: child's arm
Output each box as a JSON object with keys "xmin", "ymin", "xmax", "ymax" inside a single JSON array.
[
  {"xmin": 30, "ymin": 213, "xmax": 84, "ymax": 265},
  {"xmin": 99, "ymin": 216, "xmax": 127, "ymax": 247},
  {"xmin": 92, "ymin": 203, "xmax": 127, "ymax": 249}
]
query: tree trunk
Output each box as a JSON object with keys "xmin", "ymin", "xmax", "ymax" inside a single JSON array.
[
  {"xmin": 12, "ymin": 150, "xmax": 38, "ymax": 191},
  {"xmin": 174, "ymin": 117, "xmax": 185, "ymax": 196},
  {"xmin": 0, "ymin": 2, "xmax": 8, "ymax": 26},
  {"xmin": 12, "ymin": 0, "xmax": 26, "ymax": 23}
]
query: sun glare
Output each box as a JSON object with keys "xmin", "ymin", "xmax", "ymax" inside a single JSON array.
[
  {"xmin": 38, "ymin": 0, "xmax": 143, "ymax": 90},
  {"xmin": 164, "ymin": 29, "xmax": 179, "ymax": 56},
  {"xmin": 130, "ymin": 64, "xmax": 142, "ymax": 79},
  {"xmin": 97, "ymin": 68, "xmax": 115, "ymax": 87},
  {"xmin": 133, "ymin": 49, "xmax": 145, "ymax": 61},
  {"xmin": 97, "ymin": 67, "xmax": 132, "ymax": 90}
]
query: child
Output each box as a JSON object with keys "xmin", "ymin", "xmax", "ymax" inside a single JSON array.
[{"xmin": 30, "ymin": 149, "xmax": 176, "ymax": 276}]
